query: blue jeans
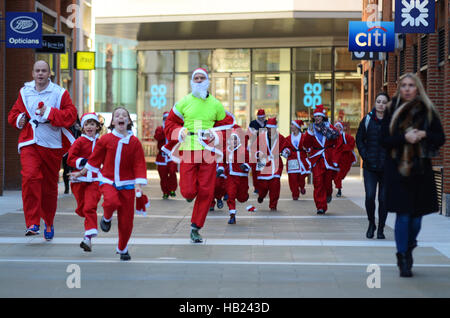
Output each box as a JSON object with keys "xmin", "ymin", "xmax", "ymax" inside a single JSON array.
[
  {"xmin": 363, "ymin": 169, "xmax": 387, "ymax": 228},
  {"xmin": 395, "ymin": 214, "xmax": 422, "ymax": 253}
]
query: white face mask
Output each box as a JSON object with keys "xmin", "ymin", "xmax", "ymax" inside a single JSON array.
[{"xmin": 191, "ymin": 79, "xmax": 210, "ymax": 100}]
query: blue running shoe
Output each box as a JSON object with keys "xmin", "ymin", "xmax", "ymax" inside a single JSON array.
[
  {"xmin": 217, "ymin": 199, "xmax": 224, "ymax": 209},
  {"xmin": 25, "ymin": 225, "xmax": 40, "ymax": 236},
  {"xmin": 228, "ymin": 214, "xmax": 236, "ymax": 224},
  {"xmin": 44, "ymin": 224, "xmax": 54, "ymax": 241}
]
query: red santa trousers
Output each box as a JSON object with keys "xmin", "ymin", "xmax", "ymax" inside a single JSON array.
[
  {"xmin": 250, "ymin": 163, "xmax": 260, "ymax": 192},
  {"xmin": 311, "ymin": 159, "xmax": 334, "ymax": 211},
  {"xmin": 288, "ymin": 173, "xmax": 307, "ymax": 199},
  {"xmin": 226, "ymin": 175, "xmax": 249, "ymax": 212},
  {"xmin": 179, "ymin": 150, "xmax": 217, "ymax": 229},
  {"xmin": 333, "ymin": 161, "xmax": 352, "ymax": 189},
  {"xmin": 71, "ymin": 182, "xmax": 101, "ymax": 236},
  {"xmin": 20, "ymin": 144, "xmax": 63, "ymax": 228},
  {"xmin": 157, "ymin": 161, "xmax": 178, "ymax": 194},
  {"xmin": 100, "ymin": 184, "xmax": 135, "ymax": 253},
  {"xmin": 258, "ymin": 178, "xmax": 281, "ymax": 210},
  {"xmin": 211, "ymin": 176, "xmax": 227, "ymax": 208}
]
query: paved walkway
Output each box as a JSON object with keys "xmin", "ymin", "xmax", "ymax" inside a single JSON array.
[{"xmin": 0, "ymin": 171, "xmax": 449, "ymax": 298}]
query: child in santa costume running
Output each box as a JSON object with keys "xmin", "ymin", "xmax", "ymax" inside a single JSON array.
[
  {"xmin": 224, "ymin": 125, "xmax": 251, "ymax": 224},
  {"xmin": 248, "ymin": 109, "xmax": 267, "ymax": 194},
  {"xmin": 333, "ymin": 121, "xmax": 357, "ymax": 197},
  {"xmin": 284, "ymin": 120, "xmax": 311, "ymax": 200},
  {"xmin": 303, "ymin": 105, "xmax": 340, "ymax": 214},
  {"xmin": 251, "ymin": 117, "xmax": 288, "ymax": 211},
  {"xmin": 67, "ymin": 113, "xmax": 102, "ymax": 252},
  {"xmin": 72, "ymin": 107, "xmax": 147, "ymax": 260},
  {"xmin": 210, "ymin": 165, "xmax": 227, "ymax": 211},
  {"xmin": 163, "ymin": 68, "xmax": 235, "ymax": 243},
  {"xmin": 154, "ymin": 111, "xmax": 178, "ymax": 199}
]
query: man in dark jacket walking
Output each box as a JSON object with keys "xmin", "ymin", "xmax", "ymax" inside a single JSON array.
[{"xmin": 356, "ymin": 92, "xmax": 389, "ymax": 239}]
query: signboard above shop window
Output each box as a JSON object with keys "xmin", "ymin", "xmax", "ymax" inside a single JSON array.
[
  {"xmin": 395, "ymin": 0, "xmax": 435, "ymax": 34},
  {"xmin": 351, "ymin": 51, "xmax": 385, "ymax": 61},
  {"xmin": 348, "ymin": 21, "xmax": 395, "ymax": 52},
  {"xmin": 6, "ymin": 12, "xmax": 42, "ymax": 48},
  {"xmin": 36, "ymin": 35, "xmax": 65, "ymax": 54},
  {"xmin": 74, "ymin": 51, "xmax": 95, "ymax": 70}
]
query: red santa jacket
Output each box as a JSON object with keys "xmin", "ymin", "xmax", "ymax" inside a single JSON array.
[
  {"xmin": 67, "ymin": 134, "xmax": 100, "ymax": 183},
  {"xmin": 335, "ymin": 132, "xmax": 357, "ymax": 167},
  {"xmin": 224, "ymin": 126, "xmax": 251, "ymax": 177},
  {"xmin": 154, "ymin": 125, "xmax": 172, "ymax": 165},
  {"xmin": 283, "ymin": 132, "xmax": 311, "ymax": 175},
  {"xmin": 7, "ymin": 80, "xmax": 77, "ymax": 154},
  {"xmin": 85, "ymin": 130, "xmax": 147, "ymax": 187},
  {"xmin": 303, "ymin": 123, "xmax": 339, "ymax": 171},
  {"xmin": 250, "ymin": 130, "xmax": 286, "ymax": 180}
]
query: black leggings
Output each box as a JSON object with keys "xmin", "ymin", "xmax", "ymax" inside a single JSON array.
[{"xmin": 363, "ymin": 169, "xmax": 387, "ymax": 228}]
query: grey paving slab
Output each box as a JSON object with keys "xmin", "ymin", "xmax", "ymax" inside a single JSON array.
[{"xmin": 1, "ymin": 174, "xmax": 450, "ymax": 298}]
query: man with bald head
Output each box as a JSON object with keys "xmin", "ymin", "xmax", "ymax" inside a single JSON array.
[{"xmin": 8, "ymin": 60, "xmax": 77, "ymax": 240}]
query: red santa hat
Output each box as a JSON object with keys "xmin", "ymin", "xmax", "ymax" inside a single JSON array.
[
  {"xmin": 257, "ymin": 109, "xmax": 266, "ymax": 117},
  {"xmin": 163, "ymin": 111, "xmax": 169, "ymax": 119},
  {"xmin": 246, "ymin": 205, "xmax": 257, "ymax": 212},
  {"xmin": 266, "ymin": 117, "xmax": 277, "ymax": 128},
  {"xmin": 191, "ymin": 68, "xmax": 209, "ymax": 80},
  {"xmin": 291, "ymin": 120, "xmax": 304, "ymax": 130},
  {"xmin": 313, "ymin": 104, "xmax": 327, "ymax": 117},
  {"xmin": 136, "ymin": 191, "xmax": 150, "ymax": 216},
  {"xmin": 80, "ymin": 112, "xmax": 99, "ymax": 128},
  {"xmin": 335, "ymin": 121, "xmax": 344, "ymax": 130}
]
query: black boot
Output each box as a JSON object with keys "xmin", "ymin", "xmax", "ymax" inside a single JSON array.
[
  {"xmin": 406, "ymin": 242, "xmax": 417, "ymax": 270},
  {"xmin": 396, "ymin": 252, "xmax": 413, "ymax": 277},
  {"xmin": 366, "ymin": 223, "xmax": 376, "ymax": 239},
  {"xmin": 376, "ymin": 225, "xmax": 385, "ymax": 239}
]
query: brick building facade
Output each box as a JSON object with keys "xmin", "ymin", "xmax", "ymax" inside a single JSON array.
[
  {"xmin": 362, "ymin": 0, "xmax": 450, "ymax": 215},
  {"xmin": 0, "ymin": 0, "xmax": 93, "ymax": 195}
]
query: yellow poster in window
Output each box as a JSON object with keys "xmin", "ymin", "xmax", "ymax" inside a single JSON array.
[
  {"xmin": 61, "ymin": 52, "xmax": 69, "ymax": 70},
  {"xmin": 75, "ymin": 51, "xmax": 95, "ymax": 70}
]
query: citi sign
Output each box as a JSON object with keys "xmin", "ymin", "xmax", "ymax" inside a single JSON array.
[{"xmin": 348, "ymin": 21, "xmax": 395, "ymax": 52}]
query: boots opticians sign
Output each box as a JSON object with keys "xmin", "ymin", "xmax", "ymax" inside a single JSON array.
[
  {"xmin": 5, "ymin": 12, "xmax": 42, "ymax": 48},
  {"xmin": 348, "ymin": 21, "xmax": 395, "ymax": 52}
]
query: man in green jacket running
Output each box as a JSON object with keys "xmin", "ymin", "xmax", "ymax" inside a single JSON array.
[{"xmin": 163, "ymin": 68, "xmax": 234, "ymax": 243}]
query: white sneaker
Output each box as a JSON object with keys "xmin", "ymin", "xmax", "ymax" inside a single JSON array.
[{"xmin": 80, "ymin": 237, "xmax": 92, "ymax": 252}]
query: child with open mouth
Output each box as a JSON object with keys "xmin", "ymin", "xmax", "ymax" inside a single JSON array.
[{"xmin": 71, "ymin": 107, "xmax": 148, "ymax": 261}]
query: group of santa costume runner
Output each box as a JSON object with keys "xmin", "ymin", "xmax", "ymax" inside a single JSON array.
[{"xmin": 9, "ymin": 67, "xmax": 356, "ymax": 259}]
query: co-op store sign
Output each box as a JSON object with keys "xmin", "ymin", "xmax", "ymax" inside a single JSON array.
[
  {"xmin": 5, "ymin": 12, "xmax": 43, "ymax": 48},
  {"xmin": 348, "ymin": 21, "xmax": 395, "ymax": 52}
]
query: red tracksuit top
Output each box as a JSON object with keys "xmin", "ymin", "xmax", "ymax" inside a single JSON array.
[
  {"xmin": 85, "ymin": 130, "xmax": 147, "ymax": 187},
  {"xmin": 284, "ymin": 132, "xmax": 311, "ymax": 174},
  {"xmin": 67, "ymin": 134, "xmax": 100, "ymax": 182}
]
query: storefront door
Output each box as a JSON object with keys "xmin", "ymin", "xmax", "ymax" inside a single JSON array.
[{"xmin": 211, "ymin": 73, "xmax": 250, "ymax": 128}]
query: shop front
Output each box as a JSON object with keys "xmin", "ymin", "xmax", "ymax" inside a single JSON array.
[{"xmin": 136, "ymin": 47, "xmax": 361, "ymax": 162}]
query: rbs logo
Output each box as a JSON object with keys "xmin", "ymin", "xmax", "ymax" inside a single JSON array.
[{"xmin": 348, "ymin": 21, "xmax": 395, "ymax": 52}]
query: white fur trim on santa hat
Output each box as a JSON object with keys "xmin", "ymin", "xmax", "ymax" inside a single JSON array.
[
  {"xmin": 313, "ymin": 111, "xmax": 326, "ymax": 117},
  {"xmin": 191, "ymin": 68, "xmax": 208, "ymax": 80},
  {"xmin": 81, "ymin": 113, "xmax": 99, "ymax": 127},
  {"xmin": 335, "ymin": 122, "xmax": 344, "ymax": 129},
  {"xmin": 291, "ymin": 120, "xmax": 302, "ymax": 129}
]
